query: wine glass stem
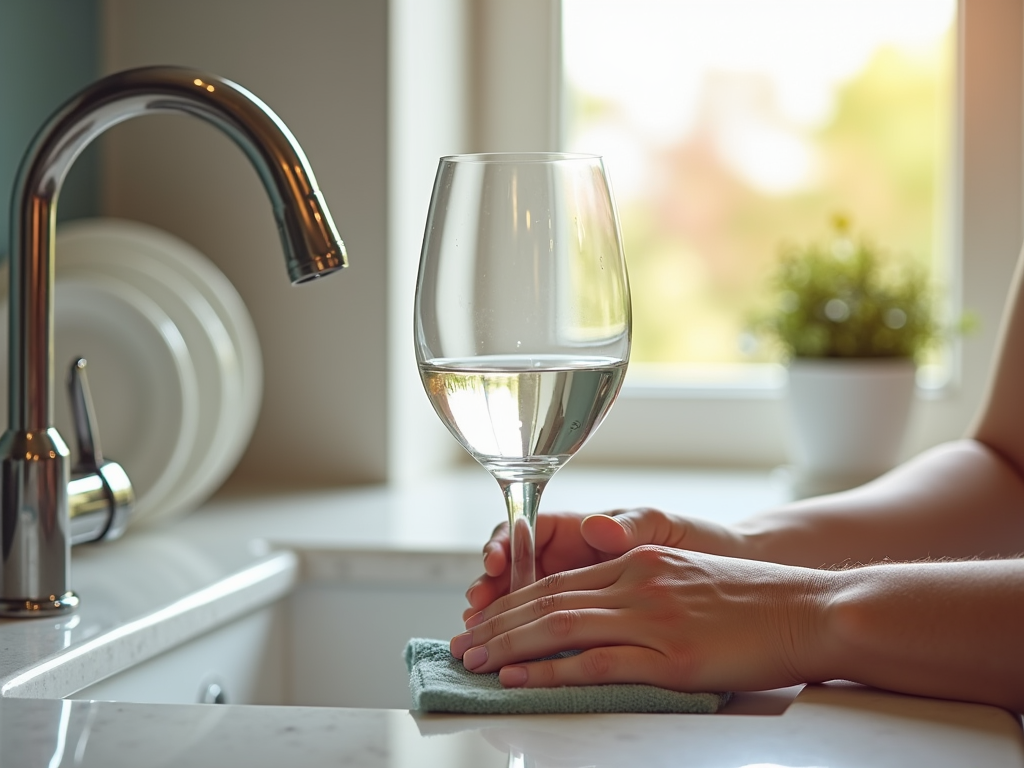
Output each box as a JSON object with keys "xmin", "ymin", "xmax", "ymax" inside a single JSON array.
[{"xmin": 498, "ymin": 479, "xmax": 546, "ymax": 593}]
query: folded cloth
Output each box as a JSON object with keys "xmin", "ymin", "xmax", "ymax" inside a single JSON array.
[{"xmin": 405, "ymin": 638, "xmax": 730, "ymax": 715}]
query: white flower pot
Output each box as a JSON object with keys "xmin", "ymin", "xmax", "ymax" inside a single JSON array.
[{"xmin": 785, "ymin": 358, "xmax": 916, "ymax": 498}]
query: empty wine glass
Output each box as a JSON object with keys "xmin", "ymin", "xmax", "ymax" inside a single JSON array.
[{"xmin": 414, "ymin": 153, "xmax": 631, "ymax": 592}]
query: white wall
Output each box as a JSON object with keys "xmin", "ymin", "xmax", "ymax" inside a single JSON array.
[
  {"xmin": 472, "ymin": 0, "xmax": 562, "ymax": 152},
  {"xmin": 100, "ymin": 0, "xmax": 470, "ymax": 488},
  {"xmin": 388, "ymin": 0, "xmax": 471, "ymax": 482}
]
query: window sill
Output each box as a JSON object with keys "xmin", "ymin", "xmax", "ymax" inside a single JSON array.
[{"xmin": 623, "ymin": 362, "xmax": 786, "ymax": 400}]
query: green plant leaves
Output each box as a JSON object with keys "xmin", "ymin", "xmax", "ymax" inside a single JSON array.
[{"xmin": 755, "ymin": 222, "xmax": 945, "ymax": 360}]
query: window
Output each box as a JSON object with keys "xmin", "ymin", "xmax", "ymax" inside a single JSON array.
[
  {"xmin": 563, "ymin": 1, "xmax": 956, "ymax": 387},
  {"xmin": 472, "ymin": 0, "xmax": 1022, "ymax": 469}
]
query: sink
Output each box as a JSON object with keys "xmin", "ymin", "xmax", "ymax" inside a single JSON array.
[{"xmin": 66, "ymin": 547, "xmax": 474, "ymax": 709}]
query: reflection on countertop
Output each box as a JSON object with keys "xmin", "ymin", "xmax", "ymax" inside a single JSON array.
[{"xmin": 4, "ymin": 685, "xmax": 1024, "ymax": 768}]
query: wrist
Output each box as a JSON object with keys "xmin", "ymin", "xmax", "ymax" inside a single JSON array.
[{"xmin": 784, "ymin": 565, "xmax": 845, "ymax": 684}]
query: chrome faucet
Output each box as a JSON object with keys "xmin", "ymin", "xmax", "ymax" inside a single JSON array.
[{"xmin": 0, "ymin": 66, "xmax": 347, "ymax": 618}]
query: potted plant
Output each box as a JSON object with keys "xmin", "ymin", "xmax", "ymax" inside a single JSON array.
[{"xmin": 756, "ymin": 215, "xmax": 950, "ymax": 497}]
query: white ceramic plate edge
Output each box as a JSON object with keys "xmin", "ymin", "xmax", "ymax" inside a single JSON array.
[{"xmin": 56, "ymin": 219, "xmax": 262, "ymax": 522}]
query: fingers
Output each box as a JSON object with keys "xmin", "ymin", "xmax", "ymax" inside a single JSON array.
[
  {"xmin": 478, "ymin": 515, "xmax": 559, "ymax": 579},
  {"xmin": 482, "ymin": 539, "xmax": 507, "ymax": 577},
  {"xmin": 582, "ymin": 508, "xmax": 744, "ymax": 559},
  {"xmin": 463, "ymin": 573, "xmax": 508, "ymax": 619},
  {"xmin": 462, "ymin": 582, "xmax": 607, "ymax": 644},
  {"xmin": 498, "ymin": 645, "xmax": 671, "ymax": 688},
  {"xmin": 454, "ymin": 605, "xmax": 631, "ymax": 675},
  {"xmin": 464, "ymin": 510, "xmax": 727, "ymax": 623},
  {"xmin": 476, "ymin": 560, "xmax": 621, "ymax": 626},
  {"xmin": 452, "ymin": 561, "xmax": 629, "ymax": 672},
  {"xmin": 578, "ymin": 513, "xmax": 633, "ymax": 554},
  {"xmin": 581, "ymin": 508, "xmax": 685, "ymax": 554},
  {"xmin": 483, "ymin": 521, "xmax": 510, "ymax": 576},
  {"xmin": 466, "ymin": 514, "xmax": 595, "ymax": 617}
]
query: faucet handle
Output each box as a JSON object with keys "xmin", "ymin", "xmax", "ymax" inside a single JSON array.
[
  {"xmin": 69, "ymin": 358, "xmax": 104, "ymax": 469},
  {"xmin": 66, "ymin": 358, "xmax": 135, "ymax": 545}
]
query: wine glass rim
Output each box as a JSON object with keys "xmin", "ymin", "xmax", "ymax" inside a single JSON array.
[{"xmin": 440, "ymin": 152, "xmax": 602, "ymax": 164}]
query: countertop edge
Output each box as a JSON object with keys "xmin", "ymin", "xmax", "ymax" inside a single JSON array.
[{"xmin": 0, "ymin": 550, "xmax": 298, "ymax": 699}]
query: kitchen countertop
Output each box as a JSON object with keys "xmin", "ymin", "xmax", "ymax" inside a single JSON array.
[{"xmin": 1, "ymin": 464, "xmax": 1022, "ymax": 767}]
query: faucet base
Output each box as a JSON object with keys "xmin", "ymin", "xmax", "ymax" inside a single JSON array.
[{"xmin": 0, "ymin": 591, "xmax": 79, "ymax": 618}]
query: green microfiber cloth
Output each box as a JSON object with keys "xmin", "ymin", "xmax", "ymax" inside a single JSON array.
[{"xmin": 405, "ymin": 638, "xmax": 730, "ymax": 714}]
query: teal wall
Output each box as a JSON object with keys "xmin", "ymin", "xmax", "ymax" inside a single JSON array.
[{"xmin": 0, "ymin": 1, "xmax": 100, "ymax": 260}]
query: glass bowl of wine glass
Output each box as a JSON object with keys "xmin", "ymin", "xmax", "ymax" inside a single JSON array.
[{"xmin": 414, "ymin": 152, "xmax": 631, "ymax": 592}]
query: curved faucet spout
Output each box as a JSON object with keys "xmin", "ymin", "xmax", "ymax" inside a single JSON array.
[
  {"xmin": 1, "ymin": 66, "xmax": 348, "ymax": 616},
  {"xmin": 12, "ymin": 65, "xmax": 347, "ymax": 431}
]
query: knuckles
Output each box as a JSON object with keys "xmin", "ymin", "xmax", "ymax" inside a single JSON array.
[
  {"xmin": 530, "ymin": 659, "xmax": 558, "ymax": 686},
  {"xmin": 623, "ymin": 543, "xmax": 674, "ymax": 569},
  {"xmin": 620, "ymin": 545, "xmax": 686, "ymax": 602},
  {"xmin": 579, "ymin": 647, "xmax": 615, "ymax": 681},
  {"xmin": 533, "ymin": 592, "xmax": 559, "ymax": 618},
  {"xmin": 546, "ymin": 608, "xmax": 580, "ymax": 639},
  {"xmin": 539, "ymin": 570, "xmax": 568, "ymax": 593},
  {"xmin": 480, "ymin": 613, "xmax": 505, "ymax": 639},
  {"xmin": 496, "ymin": 629, "xmax": 515, "ymax": 655},
  {"xmin": 491, "ymin": 591, "xmax": 517, "ymax": 616}
]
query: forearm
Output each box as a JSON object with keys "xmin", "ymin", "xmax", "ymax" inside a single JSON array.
[
  {"xmin": 810, "ymin": 558, "xmax": 1024, "ymax": 712},
  {"xmin": 733, "ymin": 439, "xmax": 1024, "ymax": 568}
]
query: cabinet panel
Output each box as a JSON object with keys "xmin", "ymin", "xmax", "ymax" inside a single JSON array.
[{"xmin": 72, "ymin": 605, "xmax": 284, "ymax": 705}]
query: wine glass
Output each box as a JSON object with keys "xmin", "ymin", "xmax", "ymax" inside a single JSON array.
[{"xmin": 414, "ymin": 153, "xmax": 631, "ymax": 592}]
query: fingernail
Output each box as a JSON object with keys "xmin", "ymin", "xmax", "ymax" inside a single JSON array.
[
  {"xmin": 485, "ymin": 551, "xmax": 503, "ymax": 577},
  {"xmin": 464, "ymin": 610, "xmax": 484, "ymax": 629},
  {"xmin": 463, "ymin": 645, "xmax": 488, "ymax": 671},
  {"xmin": 450, "ymin": 632, "xmax": 474, "ymax": 659},
  {"xmin": 465, "ymin": 583, "xmax": 479, "ymax": 604},
  {"xmin": 499, "ymin": 666, "xmax": 528, "ymax": 687}
]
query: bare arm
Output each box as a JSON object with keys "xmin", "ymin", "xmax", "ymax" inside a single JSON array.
[
  {"xmin": 971, "ymin": 243, "xmax": 1024, "ymax": 476},
  {"xmin": 822, "ymin": 557, "xmax": 1024, "ymax": 712},
  {"xmin": 466, "ymin": 437, "xmax": 1024, "ymax": 616},
  {"xmin": 453, "ymin": 548, "xmax": 1024, "ymax": 713},
  {"xmin": 730, "ymin": 243, "xmax": 1024, "ymax": 567},
  {"xmin": 736, "ymin": 439, "xmax": 1024, "ymax": 567}
]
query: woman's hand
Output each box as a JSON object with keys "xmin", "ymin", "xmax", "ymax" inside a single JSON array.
[
  {"xmin": 465, "ymin": 509, "xmax": 748, "ymax": 620},
  {"xmin": 452, "ymin": 545, "xmax": 834, "ymax": 693}
]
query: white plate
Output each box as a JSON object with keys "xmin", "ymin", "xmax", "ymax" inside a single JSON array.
[
  {"xmin": 60, "ymin": 260, "xmax": 239, "ymax": 523},
  {"xmin": 56, "ymin": 219, "xmax": 262, "ymax": 524},
  {"xmin": 0, "ymin": 274, "xmax": 201, "ymax": 519}
]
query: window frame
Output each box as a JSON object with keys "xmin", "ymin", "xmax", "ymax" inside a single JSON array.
[{"xmin": 471, "ymin": 0, "xmax": 1023, "ymax": 469}]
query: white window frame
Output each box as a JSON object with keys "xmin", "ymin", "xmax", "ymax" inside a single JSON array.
[{"xmin": 470, "ymin": 0, "xmax": 1024, "ymax": 469}]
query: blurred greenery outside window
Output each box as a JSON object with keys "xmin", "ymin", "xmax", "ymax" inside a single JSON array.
[{"xmin": 562, "ymin": 0, "xmax": 956, "ymax": 388}]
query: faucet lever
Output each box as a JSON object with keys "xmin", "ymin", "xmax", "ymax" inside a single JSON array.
[
  {"xmin": 66, "ymin": 358, "xmax": 135, "ymax": 546},
  {"xmin": 69, "ymin": 358, "xmax": 103, "ymax": 471}
]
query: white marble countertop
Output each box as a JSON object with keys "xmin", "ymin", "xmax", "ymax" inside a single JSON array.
[
  {"xmin": 5, "ymin": 685, "xmax": 1024, "ymax": 768},
  {"xmin": 1, "ymin": 465, "xmax": 1022, "ymax": 767}
]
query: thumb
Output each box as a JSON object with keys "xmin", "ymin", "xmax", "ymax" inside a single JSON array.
[{"xmin": 580, "ymin": 508, "xmax": 684, "ymax": 555}]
